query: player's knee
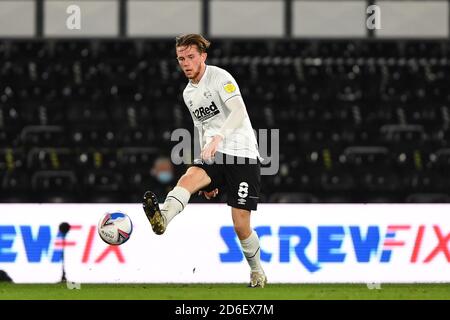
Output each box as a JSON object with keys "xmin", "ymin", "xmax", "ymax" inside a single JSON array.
[
  {"xmin": 183, "ymin": 167, "xmax": 207, "ymax": 182},
  {"xmin": 178, "ymin": 167, "xmax": 210, "ymax": 191}
]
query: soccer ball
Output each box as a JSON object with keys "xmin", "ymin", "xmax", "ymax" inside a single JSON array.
[{"xmin": 97, "ymin": 212, "xmax": 133, "ymax": 245}]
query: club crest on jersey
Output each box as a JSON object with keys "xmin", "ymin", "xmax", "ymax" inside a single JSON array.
[
  {"xmin": 203, "ymin": 90, "xmax": 212, "ymax": 98},
  {"xmin": 223, "ymin": 81, "xmax": 236, "ymax": 93},
  {"xmin": 192, "ymin": 101, "xmax": 220, "ymax": 122}
]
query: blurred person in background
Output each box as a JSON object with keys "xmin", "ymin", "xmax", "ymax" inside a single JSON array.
[{"xmin": 149, "ymin": 156, "xmax": 177, "ymax": 202}]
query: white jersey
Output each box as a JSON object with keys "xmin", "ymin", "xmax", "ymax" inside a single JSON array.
[{"xmin": 183, "ymin": 65, "xmax": 260, "ymax": 160}]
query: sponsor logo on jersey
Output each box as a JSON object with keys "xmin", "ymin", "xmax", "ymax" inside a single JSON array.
[
  {"xmin": 223, "ymin": 81, "xmax": 236, "ymax": 93},
  {"xmin": 192, "ymin": 101, "xmax": 220, "ymax": 122}
]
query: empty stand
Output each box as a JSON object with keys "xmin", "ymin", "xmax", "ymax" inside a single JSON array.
[{"xmin": 1, "ymin": 39, "xmax": 450, "ymax": 202}]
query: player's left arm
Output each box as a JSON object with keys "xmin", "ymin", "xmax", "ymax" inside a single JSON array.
[
  {"xmin": 201, "ymin": 95, "xmax": 248, "ymax": 160},
  {"xmin": 201, "ymin": 71, "xmax": 248, "ymax": 160}
]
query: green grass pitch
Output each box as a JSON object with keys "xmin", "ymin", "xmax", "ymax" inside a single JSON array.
[{"xmin": 0, "ymin": 283, "xmax": 449, "ymax": 300}]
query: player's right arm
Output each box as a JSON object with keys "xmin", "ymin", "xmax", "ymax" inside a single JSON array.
[{"xmin": 183, "ymin": 91, "xmax": 219, "ymax": 200}]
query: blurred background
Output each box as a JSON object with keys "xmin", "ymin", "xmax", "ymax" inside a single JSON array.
[{"xmin": 1, "ymin": 0, "xmax": 450, "ymax": 204}]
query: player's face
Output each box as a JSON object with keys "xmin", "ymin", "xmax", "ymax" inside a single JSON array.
[{"xmin": 176, "ymin": 45, "xmax": 207, "ymax": 81}]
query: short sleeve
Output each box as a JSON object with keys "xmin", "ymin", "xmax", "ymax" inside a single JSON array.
[{"xmin": 215, "ymin": 69, "xmax": 241, "ymax": 104}]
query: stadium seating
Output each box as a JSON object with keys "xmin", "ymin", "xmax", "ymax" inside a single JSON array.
[{"xmin": 1, "ymin": 39, "xmax": 450, "ymax": 202}]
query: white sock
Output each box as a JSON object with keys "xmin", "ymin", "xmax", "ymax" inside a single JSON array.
[
  {"xmin": 240, "ymin": 231, "xmax": 264, "ymax": 274},
  {"xmin": 161, "ymin": 186, "xmax": 191, "ymax": 226}
]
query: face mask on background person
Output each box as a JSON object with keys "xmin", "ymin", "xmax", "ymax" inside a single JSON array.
[{"xmin": 157, "ymin": 171, "xmax": 173, "ymax": 184}]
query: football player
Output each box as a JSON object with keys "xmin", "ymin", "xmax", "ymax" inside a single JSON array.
[{"xmin": 143, "ymin": 34, "xmax": 266, "ymax": 288}]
